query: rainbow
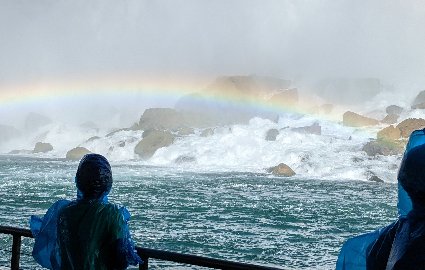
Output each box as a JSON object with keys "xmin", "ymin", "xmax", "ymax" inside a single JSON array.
[{"xmin": 0, "ymin": 73, "xmax": 346, "ymax": 122}]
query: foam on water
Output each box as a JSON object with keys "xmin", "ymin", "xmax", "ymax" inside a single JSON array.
[{"xmin": 0, "ymin": 113, "xmax": 402, "ymax": 182}]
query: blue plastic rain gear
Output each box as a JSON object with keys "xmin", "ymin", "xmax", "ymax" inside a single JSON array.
[
  {"xmin": 336, "ymin": 129, "xmax": 425, "ymax": 270},
  {"xmin": 30, "ymin": 154, "xmax": 141, "ymax": 269}
]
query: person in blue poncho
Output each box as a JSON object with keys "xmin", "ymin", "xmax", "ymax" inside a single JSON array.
[
  {"xmin": 30, "ymin": 153, "xmax": 142, "ymax": 269},
  {"xmin": 336, "ymin": 129, "xmax": 425, "ymax": 270}
]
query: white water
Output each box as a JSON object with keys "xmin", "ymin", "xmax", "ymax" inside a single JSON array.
[{"xmin": 1, "ymin": 104, "xmax": 418, "ymax": 183}]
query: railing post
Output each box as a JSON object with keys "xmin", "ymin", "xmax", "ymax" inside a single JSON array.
[
  {"xmin": 11, "ymin": 234, "xmax": 22, "ymax": 270},
  {"xmin": 139, "ymin": 256, "xmax": 149, "ymax": 270}
]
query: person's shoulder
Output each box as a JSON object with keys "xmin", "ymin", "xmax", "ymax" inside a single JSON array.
[{"xmin": 101, "ymin": 203, "xmax": 130, "ymax": 219}]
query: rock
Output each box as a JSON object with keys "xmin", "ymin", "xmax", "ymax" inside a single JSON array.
[
  {"xmin": 386, "ymin": 105, "xmax": 403, "ymax": 115},
  {"xmin": 138, "ymin": 108, "xmax": 215, "ymax": 130},
  {"xmin": 134, "ymin": 130, "xmax": 175, "ymax": 159},
  {"xmin": 362, "ymin": 140, "xmax": 404, "ymax": 156},
  {"xmin": 396, "ymin": 118, "xmax": 425, "ymax": 138},
  {"xmin": 343, "ymin": 111, "xmax": 379, "ymax": 127},
  {"xmin": 0, "ymin": 125, "xmax": 20, "ymax": 142},
  {"xmin": 265, "ymin": 129, "xmax": 279, "ymax": 141},
  {"xmin": 177, "ymin": 127, "xmax": 195, "ymax": 136},
  {"xmin": 66, "ymin": 147, "xmax": 91, "ymax": 161},
  {"xmin": 377, "ymin": 125, "xmax": 401, "ymax": 141},
  {"xmin": 292, "ymin": 122, "xmax": 321, "ymax": 135},
  {"xmin": 368, "ymin": 175, "xmax": 384, "ymax": 183},
  {"xmin": 106, "ymin": 128, "xmax": 131, "ymax": 137},
  {"xmin": 381, "ymin": 114, "xmax": 399, "ymax": 124},
  {"xmin": 200, "ymin": 128, "xmax": 214, "ymax": 137},
  {"xmin": 267, "ymin": 163, "xmax": 296, "ymax": 177},
  {"xmin": 129, "ymin": 122, "xmax": 140, "ymax": 130},
  {"xmin": 411, "ymin": 90, "xmax": 425, "ymax": 109},
  {"xmin": 174, "ymin": 76, "xmax": 287, "ymax": 125},
  {"xmin": 118, "ymin": 141, "xmax": 126, "ymax": 147},
  {"xmin": 24, "ymin": 112, "xmax": 51, "ymax": 131},
  {"xmin": 268, "ymin": 88, "xmax": 298, "ymax": 106},
  {"xmin": 86, "ymin": 136, "xmax": 100, "ymax": 142},
  {"xmin": 175, "ymin": 155, "xmax": 196, "ymax": 164},
  {"xmin": 33, "ymin": 142, "xmax": 53, "ymax": 153}
]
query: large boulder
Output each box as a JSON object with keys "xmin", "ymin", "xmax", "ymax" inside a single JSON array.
[
  {"xmin": 177, "ymin": 127, "xmax": 195, "ymax": 136},
  {"xmin": 292, "ymin": 122, "xmax": 321, "ymax": 135},
  {"xmin": 268, "ymin": 88, "xmax": 298, "ymax": 107},
  {"xmin": 265, "ymin": 129, "xmax": 279, "ymax": 141},
  {"xmin": 396, "ymin": 118, "xmax": 425, "ymax": 138},
  {"xmin": 134, "ymin": 130, "xmax": 175, "ymax": 159},
  {"xmin": 138, "ymin": 108, "xmax": 215, "ymax": 130},
  {"xmin": 386, "ymin": 105, "xmax": 403, "ymax": 115},
  {"xmin": 33, "ymin": 142, "xmax": 53, "ymax": 153},
  {"xmin": 343, "ymin": 111, "xmax": 379, "ymax": 127},
  {"xmin": 362, "ymin": 140, "xmax": 404, "ymax": 156},
  {"xmin": 411, "ymin": 90, "xmax": 425, "ymax": 109},
  {"xmin": 267, "ymin": 163, "xmax": 296, "ymax": 177},
  {"xmin": 174, "ymin": 76, "xmax": 289, "ymax": 125},
  {"xmin": 381, "ymin": 114, "xmax": 399, "ymax": 124},
  {"xmin": 377, "ymin": 125, "xmax": 401, "ymax": 141},
  {"xmin": 66, "ymin": 147, "xmax": 91, "ymax": 161},
  {"xmin": 200, "ymin": 128, "xmax": 214, "ymax": 137}
]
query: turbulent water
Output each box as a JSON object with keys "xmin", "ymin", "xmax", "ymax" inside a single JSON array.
[{"xmin": 0, "ymin": 155, "xmax": 398, "ymax": 269}]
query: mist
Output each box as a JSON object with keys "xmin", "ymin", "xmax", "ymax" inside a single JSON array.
[{"xmin": 1, "ymin": 0, "xmax": 425, "ymax": 128}]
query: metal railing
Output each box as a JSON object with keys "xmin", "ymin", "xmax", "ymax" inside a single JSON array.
[{"xmin": 0, "ymin": 225, "xmax": 282, "ymax": 270}]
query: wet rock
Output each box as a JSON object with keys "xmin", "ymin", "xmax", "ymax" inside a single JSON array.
[
  {"xmin": 396, "ymin": 118, "xmax": 425, "ymax": 138},
  {"xmin": 362, "ymin": 140, "xmax": 404, "ymax": 156},
  {"xmin": 33, "ymin": 142, "xmax": 53, "ymax": 153},
  {"xmin": 177, "ymin": 127, "xmax": 195, "ymax": 136},
  {"xmin": 268, "ymin": 88, "xmax": 298, "ymax": 106},
  {"xmin": 386, "ymin": 105, "xmax": 403, "ymax": 115},
  {"xmin": 411, "ymin": 90, "xmax": 425, "ymax": 109},
  {"xmin": 200, "ymin": 128, "xmax": 214, "ymax": 137},
  {"xmin": 66, "ymin": 147, "xmax": 91, "ymax": 161},
  {"xmin": 292, "ymin": 122, "xmax": 321, "ymax": 135},
  {"xmin": 175, "ymin": 155, "xmax": 196, "ymax": 164},
  {"xmin": 139, "ymin": 108, "xmax": 215, "ymax": 130},
  {"xmin": 267, "ymin": 163, "xmax": 296, "ymax": 177},
  {"xmin": 343, "ymin": 111, "xmax": 379, "ymax": 127},
  {"xmin": 86, "ymin": 136, "xmax": 100, "ymax": 142},
  {"xmin": 118, "ymin": 141, "xmax": 126, "ymax": 147},
  {"xmin": 265, "ymin": 129, "xmax": 279, "ymax": 141},
  {"xmin": 106, "ymin": 128, "xmax": 131, "ymax": 137},
  {"xmin": 134, "ymin": 130, "xmax": 175, "ymax": 159},
  {"xmin": 377, "ymin": 125, "xmax": 401, "ymax": 141},
  {"xmin": 368, "ymin": 175, "xmax": 384, "ymax": 183},
  {"xmin": 381, "ymin": 114, "xmax": 399, "ymax": 124},
  {"xmin": 352, "ymin": 157, "xmax": 364, "ymax": 163}
]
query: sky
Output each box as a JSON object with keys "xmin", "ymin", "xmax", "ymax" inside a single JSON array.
[{"xmin": 0, "ymin": 0, "xmax": 425, "ymax": 126}]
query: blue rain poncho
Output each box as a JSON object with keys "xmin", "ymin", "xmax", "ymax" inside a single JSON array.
[
  {"xmin": 30, "ymin": 154, "xmax": 141, "ymax": 269},
  {"xmin": 336, "ymin": 129, "xmax": 425, "ymax": 270}
]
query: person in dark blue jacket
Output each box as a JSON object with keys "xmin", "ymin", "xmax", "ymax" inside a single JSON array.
[
  {"xmin": 367, "ymin": 142, "xmax": 425, "ymax": 269},
  {"xmin": 30, "ymin": 153, "xmax": 141, "ymax": 269}
]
